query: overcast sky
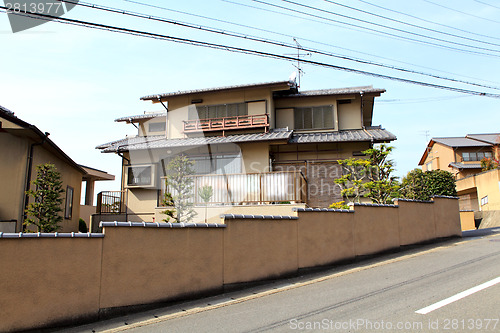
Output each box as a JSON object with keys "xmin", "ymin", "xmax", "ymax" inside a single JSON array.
[{"xmin": 2, "ymin": 0, "xmax": 499, "ymax": 198}]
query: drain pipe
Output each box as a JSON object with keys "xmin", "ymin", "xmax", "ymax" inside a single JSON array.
[{"xmin": 22, "ymin": 130, "xmax": 49, "ymax": 231}]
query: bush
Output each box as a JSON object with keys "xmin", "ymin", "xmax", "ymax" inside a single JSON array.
[
  {"xmin": 79, "ymin": 218, "xmax": 88, "ymax": 233},
  {"xmin": 400, "ymin": 169, "xmax": 456, "ymax": 201}
]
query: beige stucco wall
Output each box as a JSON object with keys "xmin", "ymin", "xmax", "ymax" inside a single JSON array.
[
  {"xmin": 475, "ymin": 169, "xmax": 500, "ymax": 211},
  {"xmin": 223, "ymin": 219, "xmax": 298, "ymax": 284},
  {"xmin": 394, "ymin": 200, "xmax": 436, "ymax": 245},
  {"xmin": 0, "ymin": 237, "xmax": 102, "ymax": 332},
  {"xmin": 241, "ymin": 142, "xmax": 270, "ymax": 173},
  {"xmin": 433, "ymin": 197, "xmax": 461, "ymax": 237},
  {"xmin": 297, "ymin": 211, "xmax": 355, "ymax": 268},
  {"xmin": 337, "ymin": 100, "xmax": 361, "ymax": 130},
  {"xmin": 99, "ymin": 226, "xmax": 224, "ymax": 309},
  {"xmin": 0, "ymin": 133, "xmax": 29, "ymax": 227},
  {"xmin": 155, "ymin": 203, "xmax": 304, "ymax": 224},
  {"xmin": 139, "ymin": 116, "xmax": 167, "ymax": 137},
  {"xmin": 352, "ymin": 205, "xmax": 400, "ymax": 256},
  {"xmin": 422, "ymin": 143, "xmax": 456, "ymax": 173},
  {"xmin": 0, "ymin": 196, "xmax": 463, "ymax": 332},
  {"xmin": 0, "ymin": 133, "xmax": 83, "ymax": 232},
  {"xmin": 459, "ymin": 211, "xmax": 476, "ymax": 231}
]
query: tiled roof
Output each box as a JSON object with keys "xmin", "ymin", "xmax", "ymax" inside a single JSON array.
[
  {"xmin": 98, "ymin": 131, "xmax": 292, "ymax": 153},
  {"xmin": 278, "ymin": 86, "xmax": 385, "ymax": 98},
  {"xmin": 466, "ymin": 133, "xmax": 500, "ymax": 145},
  {"xmin": 0, "ymin": 105, "xmax": 14, "ymax": 116},
  {"xmin": 115, "ymin": 112, "xmax": 167, "ymax": 123},
  {"xmin": 140, "ymin": 80, "xmax": 296, "ymax": 101},
  {"xmin": 432, "ymin": 137, "xmax": 491, "ymax": 148},
  {"xmin": 449, "ymin": 162, "xmax": 482, "ymax": 169},
  {"xmin": 289, "ymin": 127, "xmax": 396, "ymax": 144}
]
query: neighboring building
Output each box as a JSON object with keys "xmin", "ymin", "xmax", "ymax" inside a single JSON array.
[
  {"xmin": 96, "ymin": 79, "xmax": 396, "ymax": 223},
  {"xmin": 419, "ymin": 134, "xmax": 499, "ymax": 179},
  {"xmin": 0, "ymin": 106, "xmax": 86, "ymax": 232},
  {"xmin": 80, "ymin": 165, "xmax": 115, "ymax": 227},
  {"xmin": 418, "ymin": 133, "xmax": 500, "ymax": 217}
]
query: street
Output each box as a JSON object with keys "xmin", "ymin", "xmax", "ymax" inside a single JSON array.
[{"xmin": 65, "ymin": 228, "xmax": 500, "ymax": 333}]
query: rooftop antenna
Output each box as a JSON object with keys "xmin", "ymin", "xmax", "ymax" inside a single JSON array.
[
  {"xmin": 284, "ymin": 38, "xmax": 311, "ymax": 88},
  {"xmin": 420, "ymin": 130, "xmax": 430, "ymax": 142}
]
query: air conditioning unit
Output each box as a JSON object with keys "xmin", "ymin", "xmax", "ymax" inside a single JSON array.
[{"xmin": 125, "ymin": 164, "xmax": 157, "ymax": 188}]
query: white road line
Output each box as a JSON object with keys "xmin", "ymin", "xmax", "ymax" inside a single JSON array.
[{"xmin": 416, "ymin": 276, "xmax": 500, "ymax": 315}]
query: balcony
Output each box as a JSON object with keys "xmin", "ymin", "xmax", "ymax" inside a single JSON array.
[
  {"xmin": 183, "ymin": 114, "xmax": 269, "ymax": 135},
  {"xmin": 161, "ymin": 170, "xmax": 307, "ymax": 205}
]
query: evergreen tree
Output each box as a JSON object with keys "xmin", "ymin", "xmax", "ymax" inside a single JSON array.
[
  {"xmin": 24, "ymin": 163, "xmax": 64, "ymax": 232},
  {"xmin": 161, "ymin": 155, "xmax": 197, "ymax": 223}
]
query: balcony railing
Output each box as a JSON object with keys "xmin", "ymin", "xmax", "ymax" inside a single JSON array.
[
  {"xmin": 183, "ymin": 114, "xmax": 269, "ymax": 134},
  {"xmin": 160, "ymin": 171, "xmax": 306, "ymax": 205},
  {"xmin": 96, "ymin": 191, "xmax": 127, "ymax": 214}
]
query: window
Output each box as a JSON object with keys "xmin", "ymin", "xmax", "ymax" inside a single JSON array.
[
  {"xmin": 191, "ymin": 103, "xmax": 247, "ymax": 120},
  {"xmin": 65, "ymin": 186, "xmax": 74, "ymax": 219},
  {"xmin": 148, "ymin": 122, "xmax": 166, "ymax": 133},
  {"xmin": 294, "ymin": 106, "xmax": 333, "ymax": 130},
  {"xmin": 126, "ymin": 165, "xmax": 155, "ymax": 187},
  {"xmin": 426, "ymin": 161, "xmax": 433, "ymax": 171},
  {"xmin": 463, "ymin": 151, "xmax": 492, "ymax": 161},
  {"xmin": 481, "ymin": 196, "xmax": 488, "ymax": 206}
]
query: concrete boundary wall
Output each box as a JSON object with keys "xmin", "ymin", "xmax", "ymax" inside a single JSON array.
[{"xmin": 0, "ymin": 197, "xmax": 461, "ymax": 332}]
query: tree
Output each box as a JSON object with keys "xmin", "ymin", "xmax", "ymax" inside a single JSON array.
[
  {"xmin": 334, "ymin": 144, "xmax": 399, "ymax": 205},
  {"xmin": 400, "ymin": 169, "xmax": 457, "ymax": 201},
  {"xmin": 481, "ymin": 157, "xmax": 499, "ymax": 171},
  {"xmin": 24, "ymin": 163, "xmax": 64, "ymax": 232},
  {"xmin": 161, "ymin": 155, "xmax": 197, "ymax": 223},
  {"xmin": 198, "ymin": 185, "xmax": 213, "ymax": 223}
]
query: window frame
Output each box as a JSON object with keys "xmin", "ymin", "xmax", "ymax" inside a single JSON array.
[
  {"xmin": 64, "ymin": 186, "xmax": 74, "ymax": 219},
  {"xmin": 294, "ymin": 105, "xmax": 334, "ymax": 130},
  {"xmin": 125, "ymin": 164, "xmax": 156, "ymax": 188}
]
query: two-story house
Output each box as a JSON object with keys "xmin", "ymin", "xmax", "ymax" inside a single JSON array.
[
  {"xmin": 96, "ymin": 79, "xmax": 396, "ymax": 224},
  {"xmin": 418, "ymin": 133, "xmax": 500, "ymax": 218}
]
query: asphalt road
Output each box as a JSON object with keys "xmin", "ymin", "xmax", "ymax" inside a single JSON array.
[{"xmin": 64, "ymin": 228, "xmax": 500, "ymax": 333}]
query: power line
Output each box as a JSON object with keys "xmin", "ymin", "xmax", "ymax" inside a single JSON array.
[
  {"xmin": 122, "ymin": 0, "xmax": 500, "ymax": 88},
  {"xmin": 322, "ymin": 0, "xmax": 500, "ymax": 48},
  {"xmin": 61, "ymin": 0, "xmax": 500, "ymax": 91},
  {"xmin": 356, "ymin": 0, "xmax": 500, "ymax": 42},
  {"xmin": 229, "ymin": 0, "xmax": 500, "ymax": 58},
  {"xmin": 276, "ymin": 0, "xmax": 500, "ymax": 54},
  {"xmin": 474, "ymin": 0, "xmax": 500, "ymax": 11},
  {"xmin": 422, "ymin": 0, "xmax": 500, "ymax": 25},
  {"xmin": 2, "ymin": 7, "xmax": 500, "ymax": 99}
]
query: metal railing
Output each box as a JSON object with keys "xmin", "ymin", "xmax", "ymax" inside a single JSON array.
[
  {"xmin": 183, "ymin": 114, "xmax": 269, "ymax": 133},
  {"xmin": 96, "ymin": 191, "xmax": 127, "ymax": 214},
  {"xmin": 160, "ymin": 171, "xmax": 306, "ymax": 205}
]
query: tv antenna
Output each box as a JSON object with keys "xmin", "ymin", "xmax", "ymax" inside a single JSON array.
[{"xmin": 284, "ymin": 38, "xmax": 311, "ymax": 88}]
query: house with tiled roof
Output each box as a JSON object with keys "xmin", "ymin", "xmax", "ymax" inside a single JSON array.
[
  {"xmin": 418, "ymin": 133, "xmax": 500, "ymax": 217},
  {"xmin": 0, "ymin": 106, "xmax": 87, "ymax": 232},
  {"xmin": 95, "ymin": 79, "xmax": 396, "ymax": 224}
]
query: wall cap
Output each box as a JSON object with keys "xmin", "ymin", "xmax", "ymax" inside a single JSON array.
[
  {"xmin": 0, "ymin": 232, "xmax": 104, "ymax": 239},
  {"xmin": 293, "ymin": 207, "xmax": 353, "ymax": 213},
  {"xmin": 351, "ymin": 203, "xmax": 398, "ymax": 208},
  {"xmin": 392, "ymin": 198, "xmax": 433, "ymax": 204},
  {"xmin": 221, "ymin": 214, "xmax": 298, "ymax": 220},
  {"xmin": 459, "ymin": 209, "xmax": 475, "ymax": 212},
  {"xmin": 99, "ymin": 221, "xmax": 226, "ymax": 228},
  {"xmin": 432, "ymin": 195, "xmax": 459, "ymax": 199}
]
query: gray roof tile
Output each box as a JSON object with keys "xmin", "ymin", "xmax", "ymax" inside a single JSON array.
[
  {"xmin": 290, "ymin": 127, "xmax": 396, "ymax": 144},
  {"xmin": 115, "ymin": 112, "xmax": 167, "ymax": 123},
  {"xmin": 449, "ymin": 162, "xmax": 482, "ymax": 169},
  {"xmin": 141, "ymin": 80, "xmax": 296, "ymax": 101},
  {"xmin": 466, "ymin": 133, "xmax": 500, "ymax": 145},
  {"xmin": 279, "ymin": 86, "xmax": 385, "ymax": 98},
  {"xmin": 433, "ymin": 137, "xmax": 491, "ymax": 147},
  {"xmin": 99, "ymin": 131, "xmax": 292, "ymax": 152}
]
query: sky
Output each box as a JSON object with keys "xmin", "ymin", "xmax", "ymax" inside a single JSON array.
[{"xmin": 1, "ymin": 0, "xmax": 499, "ymax": 199}]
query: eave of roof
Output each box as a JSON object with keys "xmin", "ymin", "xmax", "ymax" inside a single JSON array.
[
  {"xmin": 466, "ymin": 133, "xmax": 500, "ymax": 145},
  {"xmin": 0, "ymin": 109, "xmax": 86, "ymax": 175},
  {"xmin": 115, "ymin": 112, "xmax": 167, "ymax": 123},
  {"xmin": 276, "ymin": 86, "xmax": 385, "ymax": 98},
  {"xmin": 141, "ymin": 80, "xmax": 297, "ymax": 101},
  {"xmin": 98, "ymin": 127, "xmax": 396, "ymax": 153},
  {"xmin": 289, "ymin": 127, "xmax": 396, "ymax": 144},
  {"xmin": 449, "ymin": 162, "xmax": 482, "ymax": 170},
  {"xmin": 98, "ymin": 131, "xmax": 293, "ymax": 153}
]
